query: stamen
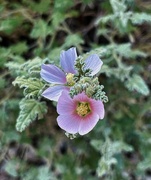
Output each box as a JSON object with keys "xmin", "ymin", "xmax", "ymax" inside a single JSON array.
[
  {"xmin": 76, "ymin": 102, "xmax": 91, "ymax": 117},
  {"xmin": 66, "ymin": 73, "xmax": 75, "ymax": 86}
]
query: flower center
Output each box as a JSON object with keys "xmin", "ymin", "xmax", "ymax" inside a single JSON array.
[
  {"xmin": 76, "ymin": 102, "xmax": 91, "ymax": 117},
  {"xmin": 66, "ymin": 73, "xmax": 75, "ymax": 86}
]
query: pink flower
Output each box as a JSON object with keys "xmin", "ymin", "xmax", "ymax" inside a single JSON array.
[
  {"xmin": 40, "ymin": 47, "xmax": 103, "ymax": 101},
  {"xmin": 57, "ymin": 91, "xmax": 105, "ymax": 135}
]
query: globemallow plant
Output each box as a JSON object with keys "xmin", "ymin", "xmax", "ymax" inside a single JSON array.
[{"xmin": 40, "ymin": 47, "xmax": 108, "ymax": 136}]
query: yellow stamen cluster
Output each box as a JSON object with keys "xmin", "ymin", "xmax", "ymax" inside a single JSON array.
[
  {"xmin": 66, "ymin": 73, "xmax": 75, "ymax": 86},
  {"xmin": 76, "ymin": 102, "xmax": 91, "ymax": 117}
]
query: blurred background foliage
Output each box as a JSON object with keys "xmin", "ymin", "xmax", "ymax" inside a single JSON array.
[{"xmin": 0, "ymin": 0, "xmax": 151, "ymax": 179}]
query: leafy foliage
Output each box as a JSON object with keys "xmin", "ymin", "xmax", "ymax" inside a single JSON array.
[
  {"xmin": 125, "ymin": 74, "xmax": 150, "ymax": 96},
  {"xmin": 13, "ymin": 77, "xmax": 45, "ymax": 98},
  {"xmin": 37, "ymin": 167, "xmax": 57, "ymax": 180},
  {"xmin": 112, "ymin": 43, "xmax": 147, "ymax": 59},
  {"xmin": 131, "ymin": 13, "xmax": 151, "ymax": 25},
  {"xmin": 91, "ymin": 138, "xmax": 133, "ymax": 177},
  {"xmin": 0, "ymin": 0, "xmax": 151, "ymax": 179},
  {"xmin": 16, "ymin": 99, "xmax": 47, "ymax": 132},
  {"xmin": 30, "ymin": 20, "xmax": 53, "ymax": 39}
]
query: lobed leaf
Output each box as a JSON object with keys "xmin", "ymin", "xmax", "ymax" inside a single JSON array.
[
  {"xmin": 16, "ymin": 99, "xmax": 47, "ymax": 132},
  {"xmin": 38, "ymin": 167, "xmax": 57, "ymax": 180},
  {"xmin": 125, "ymin": 74, "xmax": 150, "ymax": 96},
  {"xmin": 131, "ymin": 13, "xmax": 151, "ymax": 25},
  {"xmin": 137, "ymin": 154, "xmax": 151, "ymax": 171},
  {"xmin": 13, "ymin": 77, "xmax": 45, "ymax": 98},
  {"xmin": 114, "ymin": 43, "xmax": 147, "ymax": 58},
  {"xmin": 0, "ymin": 48, "xmax": 11, "ymax": 67},
  {"xmin": 63, "ymin": 34, "xmax": 84, "ymax": 48},
  {"xmin": 95, "ymin": 139, "xmax": 133, "ymax": 177},
  {"xmin": 110, "ymin": 0, "xmax": 127, "ymax": 14},
  {"xmin": 30, "ymin": 20, "xmax": 53, "ymax": 39}
]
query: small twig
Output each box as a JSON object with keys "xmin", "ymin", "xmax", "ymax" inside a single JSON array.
[
  {"xmin": 0, "ymin": 71, "xmax": 9, "ymax": 78},
  {"xmin": 0, "ymin": 8, "xmax": 34, "ymax": 23}
]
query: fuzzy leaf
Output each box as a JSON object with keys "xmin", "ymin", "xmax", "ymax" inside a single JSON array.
[
  {"xmin": 10, "ymin": 42, "xmax": 28, "ymax": 55},
  {"xmin": 63, "ymin": 34, "xmax": 84, "ymax": 48},
  {"xmin": 101, "ymin": 64, "xmax": 133, "ymax": 82},
  {"xmin": 16, "ymin": 99, "xmax": 47, "ymax": 132},
  {"xmin": 114, "ymin": 43, "xmax": 147, "ymax": 58},
  {"xmin": 5, "ymin": 159, "xmax": 18, "ymax": 177},
  {"xmin": 96, "ymin": 139, "xmax": 133, "ymax": 177},
  {"xmin": 104, "ymin": 43, "xmax": 147, "ymax": 59},
  {"xmin": 23, "ymin": 0, "xmax": 51, "ymax": 14},
  {"xmin": 111, "ymin": 141, "xmax": 133, "ymax": 154},
  {"xmin": 13, "ymin": 77, "xmax": 45, "ymax": 98},
  {"xmin": 30, "ymin": 20, "xmax": 53, "ymax": 38},
  {"xmin": 137, "ymin": 154, "xmax": 151, "ymax": 171},
  {"xmin": 5, "ymin": 61, "xmax": 25, "ymax": 76},
  {"xmin": 0, "ymin": 48, "xmax": 10, "ymax": 67},
  {"xmin": 38, "ymin": 167, "xmax": 57, "ymax": 180},
  {"xmin": 131, "ymin": 13, "xmax": 151, "ymax": 25},
  {"xmin": 110, "ymin": 0, "xmax": 127, "ymax": 13},
  {"xmin": 90, "ymin": 140, "xmax": 104, "ymax": 152},
  {"xmin": 125, "ymin": 74, "xmax": 150, "ymax": 96},
  {"xmin": 97, "ymin": 156, "xmax": 117, "ymax": 177},
  {"xmin": 21, "ymin": 57, "xmax": 50, "ymax": 75},
  {"xmin": 95, "ymin": 14, "xmax": 117, "ymax": 24},
  {"xmin": 0, "ymin": 16, "xmax": 23, "ymax": 34},
  {"xmin": 52, "ymin": 0, "xmax": 74, "ymax": 27}
]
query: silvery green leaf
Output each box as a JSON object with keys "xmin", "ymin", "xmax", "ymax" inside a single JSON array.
[
  {"xmin": 125, "ymin": 74, "xmax": 150, "ymax": 96},
  {"xmin": 16, "ymin": 99, "xmax": 47, "ymax": 132},
  {"xmin": 13, "ymin": 77, "xmax": 45, "ymax": 98}
]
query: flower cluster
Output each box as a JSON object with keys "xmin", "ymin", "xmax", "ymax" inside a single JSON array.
[{"xmin": 40, "ymin": 47, "xmax": 108, "ymax": 136}]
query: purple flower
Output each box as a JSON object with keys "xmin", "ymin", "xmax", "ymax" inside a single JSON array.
[
  {"xmin": 57, "ymin": 91, "xmax": 104, "ymax": 135},
  {"xmin": 40, "ymin": 47, "xmax": 103, "ymax": 101}
]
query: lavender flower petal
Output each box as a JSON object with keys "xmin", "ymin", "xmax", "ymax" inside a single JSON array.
[
  {"xmin": 42, "ymin": 85, "xmax": 69, "ymax": 101},
  {"xmin": 84, "ymin": 54, "xmax": 103, "ymax": 76},
  {"xmin": 60, "ymin": 47, "xmax": 77, "ymax": 74},
  {"xmin": 40, "ymin": 64, "xmax": 66, "ymax": 84}
]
